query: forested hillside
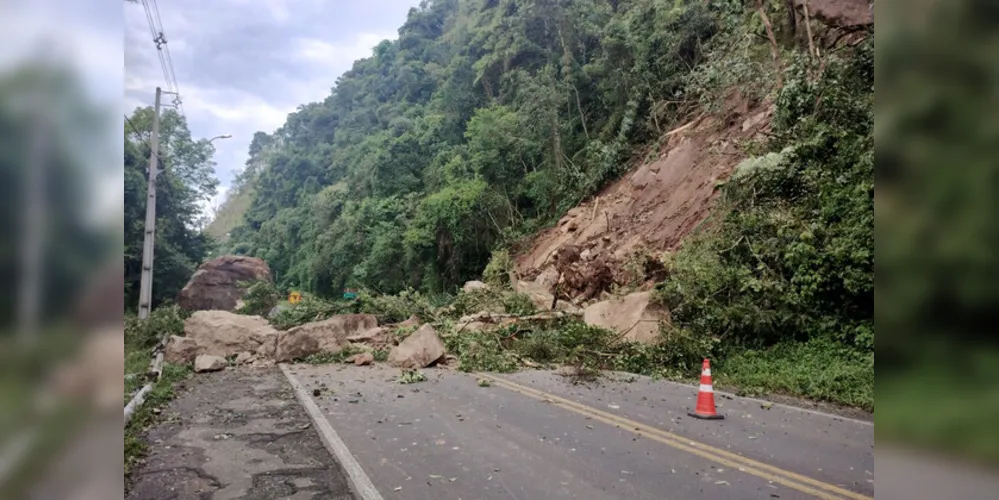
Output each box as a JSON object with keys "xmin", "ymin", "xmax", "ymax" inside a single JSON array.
[
  {"xmin": 217, "ymin": 0, "xmax": 873, "ymax": 407},
  {"xmin": 221, "ymin": 0, "xmax": 738, "ymax": 293}
]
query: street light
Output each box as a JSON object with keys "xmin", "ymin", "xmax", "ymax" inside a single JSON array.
[{"xmin": 208, "ymin": 134, "xmax": 232, "ymax": 144}]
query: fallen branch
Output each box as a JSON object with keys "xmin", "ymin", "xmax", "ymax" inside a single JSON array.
[
  {"xmin": 664, "ymin": 114, "xmax": 704, "ymax": 137},
  {"xmin": 802, "ymin": 0, "xmax": 818, "ymax": 59}
]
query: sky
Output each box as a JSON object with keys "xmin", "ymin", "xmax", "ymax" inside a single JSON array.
[{"xmin": 124, "ymin": 0, "xmax": 421, "ymax": 215}]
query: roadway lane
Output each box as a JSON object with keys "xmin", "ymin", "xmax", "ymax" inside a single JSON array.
[
  {"xmin": 497, "ymin": 370, "xmax": 874, "ymax": 496},
  {"xmin": 283, "ymin": 364, "xmax": 873, "ymax": 500}
]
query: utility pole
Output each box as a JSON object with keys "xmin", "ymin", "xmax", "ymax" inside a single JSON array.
[
  {"xmin": 18, "ymin": 107, "xmax": 46, "ymax": 343},
  {"xmin": 137, "ymin": 87, "xmax": 162, "ymax": 319}
]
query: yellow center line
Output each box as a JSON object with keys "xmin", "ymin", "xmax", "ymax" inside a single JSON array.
[{"xmin": 477, "ymin": 373, "xmax": 872, "ymax": 500}]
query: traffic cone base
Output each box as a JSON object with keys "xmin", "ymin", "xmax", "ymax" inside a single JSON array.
[
  {"xmin": 688, "ymin": 411, "xmax": 724, "ymax": 420},
  {"xmin": 689, "ymin": 359, "xmax": 724, "ymax": 419}
]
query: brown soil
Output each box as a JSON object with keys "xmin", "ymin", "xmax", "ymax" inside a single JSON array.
[{"xmin": 514, "ymin": 92, "xmax": 773, "ymax": 301}]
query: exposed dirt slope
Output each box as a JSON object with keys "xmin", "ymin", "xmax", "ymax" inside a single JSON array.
[{"xmin": 514, "ymin": 94, "xmax": 773, "ymax": 301}]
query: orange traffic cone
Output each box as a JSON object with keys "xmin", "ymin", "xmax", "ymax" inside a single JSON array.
[{"xmin": 688, "ymin": 358, "xmax": 724, "ymax": 420}]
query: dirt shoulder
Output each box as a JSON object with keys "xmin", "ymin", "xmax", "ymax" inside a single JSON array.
[{"xmin": 126, "ymin": 366, "xmax": 356, "ymax": 500}]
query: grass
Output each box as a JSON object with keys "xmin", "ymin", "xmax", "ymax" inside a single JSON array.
[
  {"xmin": 397, "ymin": 369, "xmax": 427, "ymax": 384},
  {"xmin": 440, "ymin": 315, "xmax": 874, "ymax": 412},
  {"xmin": 124, "ymin": 362, "xmax": 192, "ymax": 477},
  {"xmin": 713, "ymin": 338, "xmax": 874, "ymax": 411},
  {"xmin": 125, "ymin": 347, "xmax": 153, "ymax": 404}
]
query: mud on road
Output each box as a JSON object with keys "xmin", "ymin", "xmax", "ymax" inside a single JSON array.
[{"xmin": 126, "ymin": 366, "xmax": 355, "ymax": 500}]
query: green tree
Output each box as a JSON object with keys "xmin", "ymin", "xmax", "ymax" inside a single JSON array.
[{"xmin": 123, "ymin": 107, "xmax": 218, "ymax": 309}]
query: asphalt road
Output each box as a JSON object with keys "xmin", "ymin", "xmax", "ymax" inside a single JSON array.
[
  {"xmin": 126, "ymin": 367, "xmax": 356, "ymax": 500},
  {"xmin": 284, "ymin": 364, "xmax": 874, "ymax": 500}
]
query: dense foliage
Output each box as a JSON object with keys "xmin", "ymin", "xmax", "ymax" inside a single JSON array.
[
  {"xmin": 221, "ymin": 0, "xmax": 737, "ymax": 294},
  {"xmin": 124, "ymin": 107, "xmax": 219, "ymax": 310},
  {"xmin": 653, "ymin": 37, "xmax": 874, "ymax": 406}
]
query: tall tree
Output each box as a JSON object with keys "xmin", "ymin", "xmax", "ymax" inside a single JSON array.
[{"xmin": 124, "ymin": 107, "xmax": 219, "ymax": 310}]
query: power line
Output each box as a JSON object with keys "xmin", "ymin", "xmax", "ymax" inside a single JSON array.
[{"xmin": 139, "ymin": 0, "xmax": 185, "ymax": 116}]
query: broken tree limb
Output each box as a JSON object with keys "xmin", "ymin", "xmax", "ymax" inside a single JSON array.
[{"xmin": 803, "ymin": 0, "xmax": 818, "ymax": 59}]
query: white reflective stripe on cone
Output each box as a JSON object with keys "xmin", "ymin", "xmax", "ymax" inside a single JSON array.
[
  {"xmin": 699, "ymin": 384, "xmax": 714, "ymax": 393},
  {"xmin": 703, "ymin": 368, "xmax": 711, "ymax": 376}
]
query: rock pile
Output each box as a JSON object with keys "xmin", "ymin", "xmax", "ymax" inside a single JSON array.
[{"xmin": 164, "ymin": 309, "xmax": 449, "ymax": 371}]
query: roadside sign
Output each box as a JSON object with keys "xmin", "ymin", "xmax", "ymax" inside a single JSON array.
[
  {"xmin": 288, "ymin": 291, "xmax": 302, "ymax": 304},
  {"xmin": 343, "ymin": 288, "xmax": 358, "ymax": 300}
]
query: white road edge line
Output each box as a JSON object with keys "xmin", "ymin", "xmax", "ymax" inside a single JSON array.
[{"xmin": 280, "ymin": 363, "xmax": 384, "ymax": 500}]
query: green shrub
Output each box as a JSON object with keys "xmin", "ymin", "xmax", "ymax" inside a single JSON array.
[
  {"xmin": 354, "ymin": 288, "xmax": 437, "ymax": 323},
  {"xmin": 397, "ymin": 369, "xmax": 427, "ymax": 384},
  {"xmin": 612, "ymin": 327, "xmax": 719, "ymax": 379},
  {"xmin": 482, "ymin": 249, "xmax": 514, "ymax": 289},
  {"xmin": 448, "ymin": 288, "xmax": 507, "ymax": 318},
  {"xmin": 502, "ymin": 293, "xmax": 537, "ymax": 316},
  {"xmin": 715, "ymin": 337, "xmax": 874, "ymax": 411},
  {"xmin": 442, "ymin": 327, "xmax": 521, "ymax": 373},
  {"xmin": 235, "ymin": 280, "xmax": 280, "ymax": 316},
  {"xmin": 125, "ymin": 305, "xmax": 186, "ymax": 349},
  {"xmin": 653, "ymin": 42, "xmax": 873, "ymax": 353}
]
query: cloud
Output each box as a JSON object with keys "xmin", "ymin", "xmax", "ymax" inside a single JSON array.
[
  {"xmin": 293, "ymin": 32, "xmax": 393, "ymax": 66},
  {"xmin": 124, "ymin": 0, "xmax": 420, "ymax": 224}
]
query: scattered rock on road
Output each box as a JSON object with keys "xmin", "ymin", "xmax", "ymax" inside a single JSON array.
[
  {"xmin": 352, "ymin": 352, "xmax": 375, "ymax": 366},
  {"xmin": 389, "ymin": 324, "xmax": 446, "ymax": 369},
  {"xmin": 194, "ymin": 354, "xmax": 227, "ymax": 372}
]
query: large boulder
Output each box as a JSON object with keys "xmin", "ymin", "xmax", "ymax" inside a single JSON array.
[
  {"xmin": 275, "ymin": 331, "xmax": 322, "ymax": 362},
  {"xmin": 346, "ymin": 326, "xmax": 393, "ymax": 349},
  {"xmin": 164, "ymin": 335, "xmax": 199, "ymax": 364},
  {"xmin": 388, "ymin": 324, "xmax": 446, "ymax": 369},
  {"xmin": 176, "ymin": 255, "xmax": 273, "ymax": 312},
  {"xmin": 582, "ymin": 291, "xmax": 667, "ymax": 344},
  {"xmin": 184, "ymin": 310, "xmax": 278, "ymax": 358},
  {"xmin": 275, "ymin": 314, "xmax": 378, "ymax": 362}
]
